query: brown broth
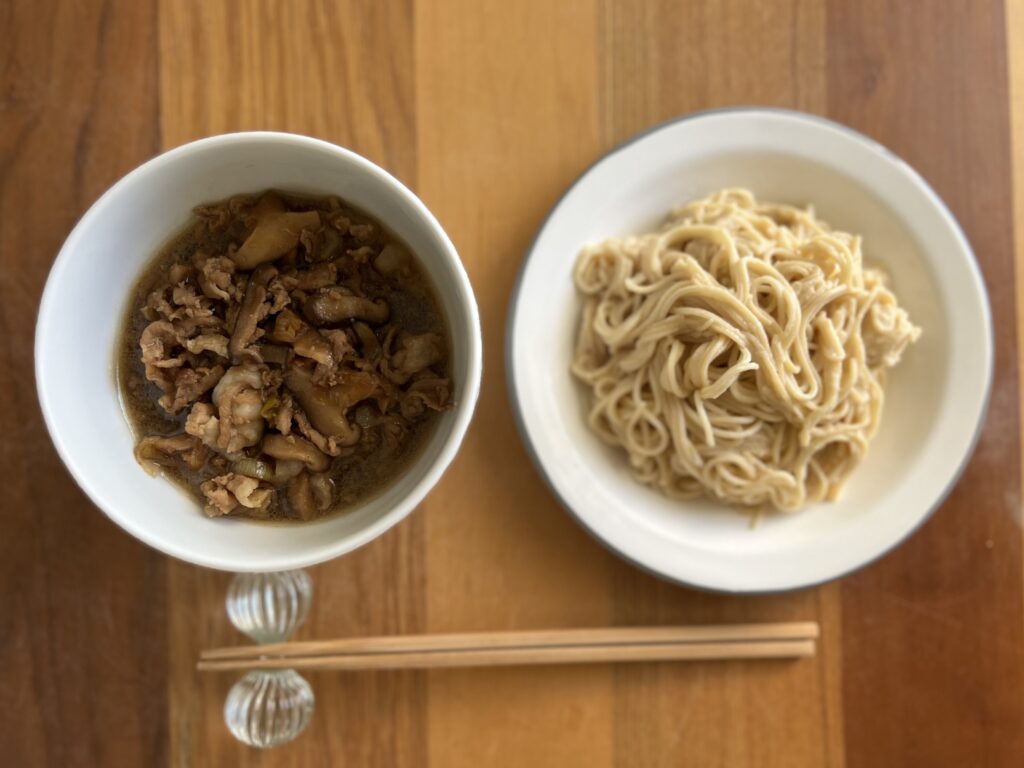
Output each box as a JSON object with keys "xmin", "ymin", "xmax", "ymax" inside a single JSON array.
[{"xmin": 117, "ymin": 190, "xmax": 451, "ymax": 522}]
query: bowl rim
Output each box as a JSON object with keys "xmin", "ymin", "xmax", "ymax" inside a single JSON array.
[
  {"xmin": 505, "ymin": 106, "xmax": 993, "ymax": 593},
  {"xmin": 36, "ymin": 131, "xmax": 482, "ymax": 571}
]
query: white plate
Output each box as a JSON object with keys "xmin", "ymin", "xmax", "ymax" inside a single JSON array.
[{"xmin": 507, "ymin": 108, "xmax": 992, "ymax": 592}]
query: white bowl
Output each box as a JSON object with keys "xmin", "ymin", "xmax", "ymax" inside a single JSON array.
[
  {"xmin": 508, "ymin": 108, "xmax": 991, "ymax": 593},
  {"xmin": 37, "ymin": 132, "xmax": 481, "ymax": 572}
]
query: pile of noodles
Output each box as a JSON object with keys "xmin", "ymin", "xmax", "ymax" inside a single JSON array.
[{"xmin": 571, "ymin": 188, "xmax": 920, "ymax": 512}]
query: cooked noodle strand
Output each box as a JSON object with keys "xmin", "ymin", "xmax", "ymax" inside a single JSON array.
[{"xmin": 571, "ymin": 189, "xmax": 920, "ymax": 511}]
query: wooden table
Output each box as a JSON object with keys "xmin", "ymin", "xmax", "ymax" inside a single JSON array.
[{"xmin": 3, "ymin": 1, "xmax": 1023, "ymax": 765}]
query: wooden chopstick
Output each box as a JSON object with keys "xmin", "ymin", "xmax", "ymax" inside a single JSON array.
[
  {"xmin": 197, "ymin": 623, "xmax": 818, "ymax": 672},
  {"xmin": 197, "ymin": 639, "xmax": 816, "ymax": 672},
  {"xmin": 202, "ymin": 623, "xmax": 819, "ymax": 660}
]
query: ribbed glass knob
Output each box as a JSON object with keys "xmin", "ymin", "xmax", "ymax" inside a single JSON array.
[
  {"xmin": 226, "ymin": 570, "xmax": 312, "ymax": 644},
  {"xmin": 224, "ymin": 669, "xmax": 315, "ymax": 749}
]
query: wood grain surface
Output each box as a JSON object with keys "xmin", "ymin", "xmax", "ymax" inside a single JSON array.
[{"xmin": 2, "ymin": 1, "xmax": 1022, "ymax": 766}]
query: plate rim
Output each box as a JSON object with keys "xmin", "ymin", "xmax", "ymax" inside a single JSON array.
[{"xmin": 505, "ymin": 106, "xmax": 994, "ymax": 594}]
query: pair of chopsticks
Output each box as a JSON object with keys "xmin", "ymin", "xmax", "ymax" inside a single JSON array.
[{"xmin": 198, "ymin": 622, "xmax": 819, "ymax": 672}]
